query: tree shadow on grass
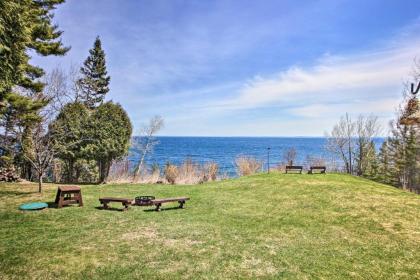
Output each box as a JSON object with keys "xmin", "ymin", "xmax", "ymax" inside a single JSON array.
[
  {"xmin": 0, "ymin": 190, "xmax": 40, "ymax": 197},
  {"xmin": 94, "ymin": 206, "xmax": 127, "ymax": 212},
  {"xmin": 46, "ymin": 202, "xmax": 58, "ymax": 208},
  {"xmin": 46, "ymin": 202, "xmax": 84, "ymax": 209}
]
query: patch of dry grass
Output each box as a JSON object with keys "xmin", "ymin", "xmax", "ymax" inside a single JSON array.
[
  {"xmin": 108, "ymin": 159, "xmax": 219, "ymax": 185},
  {"xmin": 235, "ymin": 156, "xmax": 262, "ymax": 176}
]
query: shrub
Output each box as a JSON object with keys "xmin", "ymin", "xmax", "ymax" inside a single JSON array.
[
  {"xmin": 165, "ymin": 159, "xmax": 219, "ymax": 185},
  {"xmin": 305, "ymin": 155, "xmax": 326, "ymax": 168},
  {"xmin": 203, "ymin": 162, "xmax": 218, "ymax": 182},
  {"xmin": 108, "ymin": 159, "xmax": 220, "ymax": 185},
  {"xmin": 177, "ymin": 159, "xmax": 201, "ymax": 184},
  {"xmin": 283, "ymin": 147, "xmax": 297, "ymax": 166},
  {"xmin": 107, "ymin": 159, "xmax": 132, "ymax": 183},
  {"xmin": 165, "ymin": 163, "xmax": 179, "ymax": 184},
  {"xmin": 235, "ymin": 156, "xmax": 262, "ymax": 176}
]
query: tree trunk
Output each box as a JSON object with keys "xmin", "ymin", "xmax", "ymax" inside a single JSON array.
[
  {"xmin": 38, "ymin": 173, "xmax": 43, "ymax": 193},
  {"xmin": 98, "ymin": 159, "xmax": 110, "ymax": 184},
  {"xmin": 67, "ymin": 159, "xmax": 74, "ymax": 183},
  {"xmin": 348, "ymin": 141, "xmax": 352, "ymax": 174},
  {"xmin": 134, "ymin": 138, "xmax": 151, "ymax": 179},
  {"xmin": 357, "ymin": 143, "xmax": 363, "ymax": 176}
]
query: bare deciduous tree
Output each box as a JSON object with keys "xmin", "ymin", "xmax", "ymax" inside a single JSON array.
[
  {"xmin": 355, "ymin": 115, "xmax": 381, "ymax": 175},
  {"xmin": 20, "ymin": 124, "xmax": 55, "ymax": 192},
  {"xmin": 41, "ymin": 65, "xmax": 82, "ymax": 121},
  {"xmin": 283, "ymin": 147, "xmax": 297, "ymax": 165},
  {"xmin": 133, "ymin": 115, "xmax": 164, "ymax": 179},
  {"xmin": 326, "ymin": 113, "xmax": 355, "ymax": 174}
]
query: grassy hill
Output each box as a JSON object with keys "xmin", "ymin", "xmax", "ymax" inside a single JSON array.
[{"xmin": 0, "ymin": 173, "xmax": 419, "ymax": 279}]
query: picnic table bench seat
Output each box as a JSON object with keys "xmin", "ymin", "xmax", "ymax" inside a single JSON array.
[{"xmin": 99, "ymin": 197, "xmax": 133, "ymax": 211}]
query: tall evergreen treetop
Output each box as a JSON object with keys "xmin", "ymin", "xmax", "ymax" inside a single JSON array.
[
  {"xmin": 0, "ymin": 0, "xmax": 69, "ymax": 169},
  {"xmin": 78, "ymin": 36, "xmax": 110, "ymax": 109},
  {"xmin": 0, "ymin": 0, "xmax": 69, "ymax": 101}
]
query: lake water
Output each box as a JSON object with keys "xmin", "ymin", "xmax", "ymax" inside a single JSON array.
[{"xmin": 129, "ymin": 137, "xmax": 384, "ymax": 176}]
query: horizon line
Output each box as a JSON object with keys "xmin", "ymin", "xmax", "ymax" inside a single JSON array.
[{"xmin": 131, "ymin": 135, "xmax": 387, "ymax": 138}]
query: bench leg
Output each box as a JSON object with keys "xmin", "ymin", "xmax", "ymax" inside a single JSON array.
[
  {"xmin": 155, "ymin": 203, "xmax": 161, "ymax": 212},
  {"xmin": 78, "ymin": 192, "xmax": 83, "ymax": 207},
  {"xmin": 55, "ymin": 189, "xmax": 61, "ymax": 204},
  {"xmin": 58, "ymin": 194, "xmax": 64, "ymax": 208},
  {"xmin": 102, "ymin": 202, "xmax": 109, "ymax": 209},
  {"xmin": 179, "ymin": 201, "xmax": 185, "ymax": 209},
  {"xmin": 122, "ymin": 203, "xmax": 129, "ymax": 211}
]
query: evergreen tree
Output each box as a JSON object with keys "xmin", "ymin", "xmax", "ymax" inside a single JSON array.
[
  {"xmin": 0, "ymin": 0, "xmax": 69, "ymax": 171},
  {"xmin": 0, "ymin": 0, "xmax": 69, "ymax": 109},
  {"xmin": 50, "ymin": 102, "xmax": 90, "ymax": 182},
  {"xmin": 384, "ymin": 120, "xmax": 419, "ymax": 191},
  {"xmin": 84, "ymin": 102, "xmax": 132, "ymax": 183},
  {"xmin": 363, "ymin": 141, "xmax": 378, "ymax": 180},
  {"xmin": 78, "ymin": 36, "xmax": 110, "ymax": 109},
  {"xmin": 377, "ymin": 141, "xmax": 393, "ymax": 185}
]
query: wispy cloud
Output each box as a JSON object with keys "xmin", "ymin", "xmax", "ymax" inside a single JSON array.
[
  {"xmin": 31, "ymin": 1, "xmax": 420, "ymax": 136},
  {"xmin": 219, "ymin": 43, "xmax": 419, "ymax": 112},
  {"xmin": 157, "ymin": 21, "xmax": 420, "ymax": 135}
]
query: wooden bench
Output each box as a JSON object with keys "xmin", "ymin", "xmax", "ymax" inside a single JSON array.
[
  {"xmin": 151, "ymin": 197, "xmax": 190, "ymax": 212},
  {"xmin": 285, "ymin": 166, "xmax": 303, "ymax": 174},
  {"xmin": 55, "ymin": 186, "xmax": 83, "ymax": 208},
  {"xmin": 308, "ymin": 166, "xmax": 326, "ymax": 174},
  {"xmin": 99, "ymin": 197, "xmax": 133, "ymax": 211}
]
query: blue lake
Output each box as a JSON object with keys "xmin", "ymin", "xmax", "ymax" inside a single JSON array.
[{"xmin": 129, "ymin": 137, "xmax": 384, "ymax": 176}]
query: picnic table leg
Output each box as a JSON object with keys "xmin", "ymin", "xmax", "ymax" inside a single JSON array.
[
  {"xmin": 58, "ymin": 193, "xmax": 64, "ymax": 208},
  {"xmin": 102, "ymin": 202, "xmax": 109, "ymax": 209},
  {"xmin": 77, "ymin": 192, "xmax": 83, "ymax": 206},
  {"xmin": 55, "ymin": 189, "xmax": 61, "ymax": 204},
  {"xmin": 123, "ymin": 203, "xmax": 129, "ymax": 211}
]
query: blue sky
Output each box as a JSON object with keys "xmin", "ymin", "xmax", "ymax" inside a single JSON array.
[{"xmin": 32, "ymin": 0, "xmax": 420, "ymax": 136}]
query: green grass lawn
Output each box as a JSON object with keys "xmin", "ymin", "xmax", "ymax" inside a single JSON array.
[{"xmin": 0, "ymin": 173, "xmax": 419, "ymax": 279}]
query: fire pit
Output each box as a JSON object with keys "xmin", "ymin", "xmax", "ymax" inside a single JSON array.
[{"xmin": 134, "ymin": 196, "xmax": 155, "ymax": 206}]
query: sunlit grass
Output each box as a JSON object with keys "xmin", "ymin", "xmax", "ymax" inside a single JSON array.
[{"xmin": 0, "ymin": 173, "xmax": 419, "ymax": 279}]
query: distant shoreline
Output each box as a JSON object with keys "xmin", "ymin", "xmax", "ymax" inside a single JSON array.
[{"xmin": 132, "ymin": 135, "xmax": 387, "ymax": 139}]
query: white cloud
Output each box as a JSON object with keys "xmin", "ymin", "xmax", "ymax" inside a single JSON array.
[
  {"xmin": 226, "ymin": 44, "xmax": 418, "ymax": 111},
  {"xmin": 288, "ymin": 98, "xmax": 401, "ymax": 118},
  {"xmin": 159, "ymin": 26, "xmax": 420, "ymax": 136}
]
